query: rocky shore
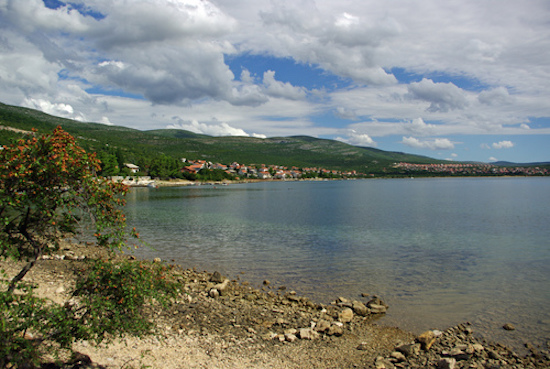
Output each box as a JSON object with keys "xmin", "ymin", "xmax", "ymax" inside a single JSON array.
[{"xmin": 3, "ymin": 242, "xmax": 549, "ymax": 368}]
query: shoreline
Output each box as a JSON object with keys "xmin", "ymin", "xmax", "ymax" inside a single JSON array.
[{"xmin": 3, "ymin": 241, "xmax": 548, "ymax": 368}]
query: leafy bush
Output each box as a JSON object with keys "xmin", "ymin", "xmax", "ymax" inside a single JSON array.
[{"xmin": 73, "ymin": 259, "xmax": 179, "ymax": 343}]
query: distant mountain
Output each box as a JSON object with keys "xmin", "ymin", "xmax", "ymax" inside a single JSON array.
[{"xmin": 0, "ymin": 101, "xmax": 444, "ymax": 174}]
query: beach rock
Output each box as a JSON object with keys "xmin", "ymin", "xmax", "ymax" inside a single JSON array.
[
  {"xmin": 208, "ymin": 288, "xmax": 220, "ymax": 299},
  {"xmin": 285, "ymin": 333, "xmax": 298, "ymax": 342},
  {"xmin": 55, "ymin": 286, "xmax": 66, "ymax": 294},
  {"xmin": 417, "ymin": 330, "xmax": 437, "ymax": 350},
  {"xmin": 352, "ymin": 301, "xmax": 369, "ymax": 316},
  {"xmin": 503, "ymin": 323, "xmax": 515, "ymax": 331},
  {"xmin": 315, "ymin": 319, "xmax": 331, "ymax": 333},
  {"xmin": 212, "ymin": 279, "xmax": 230, "ymax": 294},
  {"xmin": 368, "ymin": 303, "xmax": 387, "ymax": 314},
  {"xmin": 338, "ymin": 308, "xmax": 354, "ymax": 323},
  {"xmin": 396, "ymin": 343, "xmax": 421, "ymax": 357},
  {"xmin": 437, "ymin": 358, "xmax": 456, "ymax": 369},
  {"xmin": 374, "ymin": 357, "xmax": 395, "ymax": 369},
  {"xmin": 327, "ymin": 324, "xmax": 344, "ymax": 336},
  {"xmin": 356, "ymin": 342, "xmax": 370, "ymax": 350},
  {"xmin": 298, "ymin": 328, "xmax": 318, "ymax": 340},
  {"xmin": 210, "ymin": 271, "xmax": 224, "ymax": 283},
  {"xmin": 390, "ymin": 351, "xmax": 406, "ymax": 362}
]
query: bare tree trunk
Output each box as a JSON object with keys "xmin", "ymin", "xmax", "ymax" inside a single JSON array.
[{"xmin": 7, "ymin": 231, "xmax": 45, "ymax": 293}]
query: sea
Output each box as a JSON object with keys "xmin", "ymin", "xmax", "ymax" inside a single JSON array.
[{"xmin": 124, "ymin": 177, "xmax": 550, "ymax": 350}]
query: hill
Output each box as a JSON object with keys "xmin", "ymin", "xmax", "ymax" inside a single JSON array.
[{"xmin": 0, "ymin": 101, "xmax": 443, "ymax": 174}]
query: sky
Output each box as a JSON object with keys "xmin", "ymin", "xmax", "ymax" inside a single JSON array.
[{"xmin": 1, "ymin": 0, "xmax": 549, "ymax": 163}]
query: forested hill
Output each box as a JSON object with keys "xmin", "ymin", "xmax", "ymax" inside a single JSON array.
[{"xmin": 0, "ymin": 101, "xmax": 443, "ymax": 175}]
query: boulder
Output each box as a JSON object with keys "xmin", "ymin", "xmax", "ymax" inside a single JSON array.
[
  {"xmin": 417, "ymin": 330, "xmax": 437, "ymax": 350},
  {"xmin": 315, "ymin": 319, "xmax": 331, "ymax": 333},
  {"xmin": 338, "ymin": 308, "xmax": 354, "ymax": 323},
  {"xmin": 298, "ymin": 328, "xmax": 318, "ymax": 340},
  {"xmin": 396, "ymin": 343, "xmax": 421, "ymax": 357},
  {"xmin": 437, "ymin": 358, "xmax": 456, "ymax": 369},
  {"xmin": 352, "ymin": 301, "xmax": 369, "ymax": 316},
  {"xmin": 327, "ymin": 324, "xmax": 344, "ymax": 336},
  {"xmin": 210, "ymin": 271, "xmax": 224, "ymax": 283},
  {"xmin": 368, "ymin": 303, "xmax": 387, "ymax": 314}
]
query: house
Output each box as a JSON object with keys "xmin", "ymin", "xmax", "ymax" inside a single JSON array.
[
  {"xmin": 124, "ymin": 163, "xmax": 140, "ymax": 173},
  {"xmin": 182, "ymin": 162, "xmax": 205, "ymax": 174}
]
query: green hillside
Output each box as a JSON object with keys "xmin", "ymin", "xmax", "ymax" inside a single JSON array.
[{"xmin": 0, "ymin": 101, "xmax": 443, "ymax": 175}]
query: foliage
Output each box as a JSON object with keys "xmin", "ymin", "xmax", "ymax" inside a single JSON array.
[
  {"xmin": 73, "ymin": 259, "xmax": 179, "ymax": 343},
  {"xmin": 197, "ymin": 168, "xmax": 235, "ymax": 182},
  {"xmin": 0, "ymin": 127, "xmax": 178, "ymax": 367},
  {"xmin": 0, "ymin": 127, "xmax": 127, "ymax": 279},
  {"xmin": 148, "ymin": 154, "xmax": 184, "ymax": 179}
]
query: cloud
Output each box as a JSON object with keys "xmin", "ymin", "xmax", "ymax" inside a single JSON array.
[
  {"xmin": 492, "ymin": 140, "xmax": 514, "ymax": 149},
  {"xmin": 167, "ymin": 119, "xmax": 265, "ymax": 138},
  {"xmin": 262, "ymin": 70, "xmax": 307, "ymax": 100},
  {"xmin": 22, "ymin": 98, "xmax": 86, "ymax": 121},
  {"xmin": 336, "ymin": 130, "xmax": 377, "ymax": 147},
  {"xmin": 407, "ymin": 79, "xmax": 469, "ymax": 113},
  {"xmin": 257, "ymin": 1, "xmax": 399, "ymax": 85},
  {"xmin": 401, "ymin": 136, "xmax": 455, "ymax": 150},
  {"xmin": 406, "ymin": 117, "xmax": 437, "ymax": 136},
  {"xmin": 478, "ymin": 87, "xmax": 513, "ymax": 106}
]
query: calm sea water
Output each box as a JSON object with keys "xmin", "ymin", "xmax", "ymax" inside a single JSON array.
[{"xmin": 125, "ymin": 177, "xmax": 550, "ymax": 349}]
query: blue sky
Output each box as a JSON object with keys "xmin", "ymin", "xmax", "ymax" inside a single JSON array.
[{"xmin": 1, "ymin": 0, "xmax": 549, "ymax": 163}]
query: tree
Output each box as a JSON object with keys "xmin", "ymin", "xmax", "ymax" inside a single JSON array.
[{"xmin": 0, "ymin": 127, "xmax": 178, "ymax": 367}]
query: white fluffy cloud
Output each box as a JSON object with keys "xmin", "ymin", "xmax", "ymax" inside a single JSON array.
[
  {"xmin": 492, "ymin": 140, "xmax": 514, "ymax": 149},
  {"xmin": 336, "ymin": 130, "xmax": 377, "ymax": 147},
  {"xmin": 401, "ymin": 136, "xmax": 455, "ymax": 150},
  {"xmin": 167, "ymin": 119, "xmax": 266, "ymax": 138}
]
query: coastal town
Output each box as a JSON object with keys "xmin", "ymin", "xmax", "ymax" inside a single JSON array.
[
  {"xmin": 118, "ymin": 159, "xmax": 549, "ymax": 186},
  {"xmin": 180, "ymin": 159, "xmax": 359, "ymax": 179},
  {"xmin": 394, "ymin": 162, "xmax": 549, "ymax": 176}
]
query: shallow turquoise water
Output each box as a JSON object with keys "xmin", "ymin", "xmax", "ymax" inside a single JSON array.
[{"xmin": 125, "ymin": 177, "xmax": 550, "ymax": 348}]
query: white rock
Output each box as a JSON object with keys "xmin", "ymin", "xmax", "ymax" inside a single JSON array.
[{"xmin": 55, "ymin": 286, "xmax": 66, "ymax": 294}]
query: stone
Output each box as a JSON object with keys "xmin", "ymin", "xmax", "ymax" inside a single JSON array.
[
  {"xmin": 327, "ymin": 324, "xmax": 344, "ymax": 337},
  {"xmin": 338, "ymin": 308, "xmax": 354, "ymax": 323},
  {"xmin": 390, "ymin": 351, "xmax": 406, "ymax": 362},
  {"xmin": 357, "ymin": 342, "xmax": 370, "ymax": 350},
  {"xmin": 375, "ymin": 357, "xmax": 395, "ymax": 369},
  {"xmin": 213, "ymin": 279, "xmax": 230, "ymax": 295},
  {"xmin": 352, "ymin": 301, "xmax": 369, "ymax": 316},
  {"xmin": 396, "ymin": 343, "xmax": 421, "ymax": 357},
  {"xmin": 503, "ymin": 323, "xmax": 515, "ymax": 331},
  {"xmin": 315, "ymin": 319, "xmax": 331, "ymax": 333},
  {"xmin": 285, "ymin": 333, "xmax": 298, "ymax": 342},
  {"xmin": 367, "ymin": 296, "xmax": 388, "ymax": 308},
  {"xmin": 368, "ymin": 303, "xmax": 387, "ymax": 314},
  {"xmin": 437, "ymin": 358, "xmax": 456, "ymax": 369},
  {"xmin": 298, "ymin": 328, "xmax": 318, "ymax": 340},
  {"xmin": 417, "ymin": 330, "xmax": 437, "ymax": 350},
  {"xmin": 153, "ymin": 257, "xmax": 161, "ymax": 263},
  {"xmin": 210, "ymin": 271, "xmax": 224, "ymax": 283},
  {"xmin": 263, "ymin": 280, "xmax": 270, "ymax": 285},
  {"xmin": 208, "ymin": 288, "xmax": 220, "ymax": 298},
  {"xmin": 55, "ymin": 286, "xmax": 66, "ymax": 294},
  {"xmin": 284, "ymin": 328, "xmax": 297, "ymax": 336}
]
